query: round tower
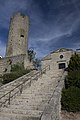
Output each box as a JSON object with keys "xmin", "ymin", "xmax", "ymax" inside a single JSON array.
[{"xmin": 6, "ymin": 13, "xmax": 29, "ymax": 57}]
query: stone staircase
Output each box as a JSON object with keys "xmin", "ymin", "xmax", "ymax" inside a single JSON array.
[{"xmin": 0, "ymin": 66, "xmax": 65, "ymax": 120}]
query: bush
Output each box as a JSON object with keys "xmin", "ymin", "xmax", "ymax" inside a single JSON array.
[
  {"xmin": 2, "ymin": 63, "xmax": 32, "ymax": 84},
  {"xmin": 2, "ymin": 72, "xmax": 19, "ymax": 84},
  {"xmin": 61, "ymin": 53, "xmax": 80, "ymax": 112},
  {"xmin": 68, "ymin": 53, "xmax": 80, "ymax": 72},
  {"xmin": 2, "ymin": 69, "xmax": 31, "ymax": 84},
  {"xmin": 64, "ymin": 53, "xmax": 80, "ymax": 89},
  {"xmin": 61, "ymin": 87, "xmax": 80, "ymax": 112},
  {"xmin": 11, "ymin": 63, "xmax": 24, "ymax": 72},
  {"xmin": 65, "ymin": 70, "xmax": 80, "ymax": 89}
]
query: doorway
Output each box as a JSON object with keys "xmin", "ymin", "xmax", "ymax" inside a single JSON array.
[{"xmin": 58, "ymin": 63, "xmax": 66, "ymax": 69}]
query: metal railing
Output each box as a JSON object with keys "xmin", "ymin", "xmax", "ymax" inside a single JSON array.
[{"xmin": 0, "ymin": 65, "xmax": 50, "ymax": 108}]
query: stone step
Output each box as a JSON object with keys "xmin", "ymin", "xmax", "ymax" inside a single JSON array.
[
  {"xmin": 15, "ymin": 92, "xmax": 52, "ymax": 99},
  {"xmin": 26, "ymin": 79, "xmax": 56, "ymax": 89},
  {"xmin": 0, "ymin": 110, "xmax": 42, "ymax": 120},
  {"xmin": 10, "ymin": 97, "xmax": 49, "ymax": 106},
  {"xmin": 11, "ymin": 93, "xmax": 51, "ymax": 102},
  {"xmin": 0, "ymin": 67, "xmax": 63, "ymax": 120},
  {"xmin": 22, "ymin": 85, "xmax": 54, "ymax": 93},
  {"xmin": 8, "ymin": 104, "xmax": 40, "ymax": 110},
  {"xmin": 7, "ymin": 101, "xmax": 48, "ymax": 111},
  {"xmin": 12, "ymin": 94, "xmax": 52, "ymax": 102},
  {"xmin": 22, "ymin": 86, "xmax": 56, "ymax": 95},
  {"xmin": 0, "ymin": 116, "xmax": 10, "ymax": 120},
  {"xmin": 0, "ymin": 108, "xmax": 43, "ymax": 116},
  {"xmin": 19, "ymin": 93, "xmax": 53, "ymax": 100}
]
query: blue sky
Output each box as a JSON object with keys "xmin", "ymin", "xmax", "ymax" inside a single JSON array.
[{"xmin": 0, "ymin": 0, "xmax": 80, "ymax": 58}]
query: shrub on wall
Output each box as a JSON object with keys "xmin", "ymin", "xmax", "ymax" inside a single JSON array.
[
  {"xmin": 11, "ymin": 62, "xmax": 24, "ymax": 72},
  {"xmin": 2, "ymin": 63, "xmax": 32, "ymax": 84},
  {"xmin": 65, "ymin": 70, "xmax": 80, "ymax": 89},
  {"xmin": 2, "ymin": 72, "xmax": 19, "ymax": 84},
  {"xmin": 61, "ymin": 53, "xmax": 80, "ymax": 112},
  {"xmin": 65, "ymin": 53, "xmax": 80, "ymax": 89},
  {"xmin": 61, "ymin": 87, "xmax": 80, "ymax": 112}
]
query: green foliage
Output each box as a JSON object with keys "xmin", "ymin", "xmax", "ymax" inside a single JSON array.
[
  {"xmin": 2, "ymin": 72, "xmax": 20, "ymax": 84},
  {"xmin": 2, "ymin": 63, "xmax": 32, "ymax": 84},
  {"xmin": 11, "ymin": 62, "xmax": 24, "ymax": 72},
  {"xmin": 61, "ymin": 53, "xmax": 80, "ymax": 112},
  {"xmin": 68, "ymin": 53, "xmax": 80, "ymax": 71},
  {"xmin": 65, "ymin": 70, "xmax": 80, "ymax": 88},
  {"xmin": 33, "ymin": 58, "xmax": 41, "ymax": 70},
  {"xmin": 65, "ymin": 53, "xmax": 80, "ymax": 89},
  {"xmin": 61, "ymin": 87, "xmax": 80, "ymax": 112},
  {"xmin": 28, "ymin": 49, "xmax": 36, "ymax": 62}
]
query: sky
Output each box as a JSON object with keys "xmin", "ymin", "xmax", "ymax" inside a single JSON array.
[{"xmin": 0, "ymin": 0, "xmax": 80, "ymax": 58}]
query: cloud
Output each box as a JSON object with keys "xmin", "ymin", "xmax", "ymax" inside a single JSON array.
[
  {"xmin": 0, "ymin": 0, "xmax": 80, "ymax": 58},
  {"xmin": 0, "ymin": 0, "xmax": 33, "ymax": 28},
  {"xmin": 29, "ymin": 0, "xmax": 80, "ymax": 45}
]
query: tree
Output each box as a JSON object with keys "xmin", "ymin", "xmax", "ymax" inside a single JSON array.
[
  {"xmin": 65, "ymin": 53, "xmax": 80, "ymax": 88},
  {"xmin": 28, "ymin": 49, "xmax": 36, "ymax": 62},
  {"xmin": 61, "ymin": 53, "xmax": 80, "ymax": 112},
  {"xmin": 61, "ymin": 87, "xmax": 80, "ymax": 112},
  {"xmin": 33, "ymin": 58, "xmax": 41, "ymax": 70},
  {"xmin": 68, "ymin": 53, "xmax": 80, "ymax": 72},
  {"xmin": 27, "ymin": 49, "xmax": 42, "ymax": 70}
]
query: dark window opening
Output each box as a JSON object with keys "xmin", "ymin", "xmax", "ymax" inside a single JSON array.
[
  {"xmin": 60, "ymin": 55, "xmax": 63, "ymax": 59},
  {"xmin": 20, "ymin": 35, "xmax": 24, "ymax": 37},
  {"xmin": 59, "ymin": 63, "xmax": 65, "ymax": 69},
  {"xmin": 4, "ymin": 68, "xmax": 7, "ymax": 72},
  {"xmin": 0, "ymin": 56, "xmax": 2, "ymax": 59},
  {"xmin": 7, "ymin": 59, "xmax": 12, "ymax": 65}
]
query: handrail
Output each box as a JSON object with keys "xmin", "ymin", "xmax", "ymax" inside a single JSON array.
[
  {"xmin": 0, "ymin": 70, "xmax": 35, "ymax": 90},
  {"xmin": 0, "ymin": 65, "xmax": 50, "ymax": 107}
]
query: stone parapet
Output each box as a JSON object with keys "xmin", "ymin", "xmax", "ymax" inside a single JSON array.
[{"xmin": 41, "ymin": 71, "xmax": 67, "ymax": 120}]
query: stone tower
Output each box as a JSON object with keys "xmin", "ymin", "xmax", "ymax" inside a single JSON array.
[{"xmin": 6, "ymin": 13, "xmax": 29, "ymax": 57}]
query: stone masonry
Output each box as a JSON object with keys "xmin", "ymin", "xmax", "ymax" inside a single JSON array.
[
  {"xmin": 41, "ymin": 48, "xmax": 75, "ymax": 70},
  {"xmin": 0, "ymin": 64, "xmax": 66, "ymax": 120},
  {"xmin": 0, "ymin": 54, "xmax": 26, "ymax": 74},
  {"xmin": 6, "ymin": 12, "xmax": 29, "ymax": 57},
  {"xmin": 0, "ymin": 13, "xmax": 33, "ymax": 74}
]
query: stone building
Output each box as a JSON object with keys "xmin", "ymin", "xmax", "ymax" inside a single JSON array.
[
  {"xmin": 0, "ymin": 13, "xmax": 32, "ymax": 74},
  {"xmin": 41, "ymin": 48, "xmax": 75, "ymax": 70}
]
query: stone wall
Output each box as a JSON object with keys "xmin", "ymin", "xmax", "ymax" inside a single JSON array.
[
  {"xmin": 41, "ymin": 50, "xmax": 74, "ymax": 71},
  {"xmin": 6, "ymin": 13, "xmax": 29, "ymax": 57},
  {"xmin": 0, "ymin": 54, "xmax": 26, "ymax": 74},
  {"xmin": 41, "ymin": 71, "xmax": 67, "ymax": 120}
]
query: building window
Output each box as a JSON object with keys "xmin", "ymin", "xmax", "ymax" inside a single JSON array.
[
  {"xmin": 20, "ymin": 35, "xmax": 24, "ymax": 37},
  {"xmin": 19, "ymin": 29, "xmax": 25, "ymax": 38},
  {"xmin": 60, "ymin": 55, "xmax": 63, "ymax": 59},
  {"xmin": 4, "ymin": 68, "xmax": 7, "ymax": 72},
  {"xmin": 58, "ymin": 63, "xmax": 65, "ymax": 69},
  {"xmin": 7, "ymin": 59, "xmax": 12, "ymax": 65}
]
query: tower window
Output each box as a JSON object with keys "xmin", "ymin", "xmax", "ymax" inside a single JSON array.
[{"xmin": 20, "ymin": 35, "xmax": 24, "ymax": 37}]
